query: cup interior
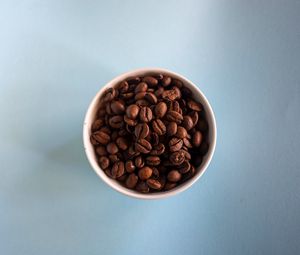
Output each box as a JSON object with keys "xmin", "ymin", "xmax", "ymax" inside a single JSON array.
[{"xmin": 83, "ymin": 68, "xmax": 217, "ymax": 199}]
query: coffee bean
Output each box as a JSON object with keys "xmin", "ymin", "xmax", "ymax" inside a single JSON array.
[
  {"xmin": 152, "ymin": 167, "xmax": 160, "ymax": 178},
  {"xmin": 135, "ymin": 139, "xmax": 152, "ymax": 153},
  {"xmin": 139, "ymin": 107, "xmax": 153, "ymax": 123},
  {"xmin": 171, "ymin": 79, "xmax": 183, "ymax": 88},
  {"xmin": 127, "ymin": 77, "xmax": 141, "ymax": 84},
  {"xmin": 110, "ymin": 100, "xmax": 125, "ymax": 114},
  {"xmin": 187, "ymin": 100, "xmax": 202, "ymax": 111},
  {"xmin": 170, "ymin": 151, "xmax": 185, "ymax": 165},
  {"xmin": 162, "ymin": 89, "xmax": 180, "ymax": 101},
  {"xmin": 169, "ymin": 101, "xmax": 181, "ymax": 112},
  {"xmin": 155, "ymin": 74, "xmax": 164, "ymax": 80},
  {"xmin": 178, "ymin": 161, "xmax": 191, "ymax": 174},
  {"xmin": 109, "ymin": 115, "xmax": 124, "ymax": 128},
  {"xmin": 124, "ymin": 160, "xmax": 135, "ymax": 173},
  {"xmin": 98, "ymin": 156, "xmax": 110, "ymax": 169},
  {"xmin": 138, "ymin": 166, "xmax": 153, "ymax": 180},
  {"xmin": 109, "ymin": 154, "xmax": 119, "ymax": 163},
  {"xmin": 182, "ymin": 116, "xmax": 194, "ymax": 131},
  {"xmin": 175, "ymin": 126, "xmax": 187, "ymax": 138},
  {"xmin": 166, "ymin": 111, "xmax": 183, "ymax": 124},
  {"xmin": 183, "ymin": 137, "xmax": 193, "ymax": 148},
  {"xmin": 147, "ymin": 179, "xmax": 162, "ymax": 190},
  {"xmin": 152, "ymin": 119, "xmax": 166, "ymax": 135},
  {"xmin": 196, "ymin": 119, "xmax": 208, "ymax": 132},
  {"xmin": 135, "ymin": 123, "xmax": 150, "ymax": 139},
  {"xmin": 99, "ymin": 126, "xmax": 111, "ymax": 135},
  {"xmin": 150, "ymin": 143, "xmax": 165, "ymax": 155},
  {"xmin": 96, "ymin": 145, "xmax": 107, "ymax": 156},
  {"xmin": 117, "ymin": 80, "xmax": 129, "ymax": 93},
  {"xmin": 167, "ymin": 170, "xmax": 181, "ymax": 182},
  {"xmin": 92, "ymin": 131, "xmax": 110, "ymax": 145},
  {"xmin": 154, "ymin": 102, "xmax": 167, "ymax": 118},
  {"xmin": 142, "ymin": 76, "xmax": 158, "ymax": 86},
  {"xmin": 135, "ymin": 82, "xmax": 148, "ymax": 93},
  {"xmin": 97, "ymin": 108, "xmax": 106, "ymax": 118},
  {"xmin": 92, "ymin": 119, "xmax": 104, "ymax": 131},
  {"xmin": 126, "ymin": 173, "xmax": 138, "ymax": 188},
  {"xmin": 102, "ymin": 88, "xmax": 116, "ymax": 102},
  {"xmin": 164, "ymin": 182, "xmax": 177, "ymax": 190},
  {"xmin": 135, "ymin": 91, "xmax": 146, "ymax": 100},
  {"xmin": 111, "ymin": 161, "xmax": 125, "ymax": 178},
  {"xmin": 181, "ymin": 149, "xmax": 191, "ymax": 160},
  {"xmin": 151, "ymin": 132, "xmax": 159, "ymax": 146},
  {"xmin": 121, "ymin": 92, "xmax": 134, "ymax": 99},
  {"xmin": 167, "ymin": 122, "xmax": 177, "ymax": 136},
  {"xmin": 161, "ymin": 76, "xmax": 172, "ymax": 87},
  {"xmin": 145, "ymin": 92, "xmax": 158, "ymax": 104},
  {"xmin": 154, "ymin": 87, "xmax": 164, "ymax": 97},
  {"xmin": 135, "ymin": 156, "xmax": 145, "ymax": 168},
  {"xmin": 189, "ymin": 111, "xmax": 199, "ymax": 127},
  {"xmin": 136, "ymin": 181, "xmax": 150, "ymax": 193},
  {"xmin": 192, "ymin": 131, "xmax": 203, "ymax": 147},
  {"xmin": 111, "ymin": 131, "xmax": 119, "ymax": 141},
  {"xmin": 169, "ymin": 137, "xmax": 183, "ymax": 152},
  {"xmin": 124, "ymin": 115, "xmax": 137, "ymax": 126},
  {"xmin": 115, "ymin": 137, "xmax": 128, "ymax": 151},
  {"xmin": 126, "ymin": 104, "xmax": 140, "ymax": 119},
  {"xmin": 106, "ymin": 142, "xmax": 119, "ymax": 154},
  {"xmin": 136, "ymin": 99, "xmax": 150, "ymax": 107},
  {"xmin": 146, "ymin": 156, "xmax": 160, "ymax": 166}
]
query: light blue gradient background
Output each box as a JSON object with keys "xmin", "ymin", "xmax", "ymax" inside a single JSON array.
[{"xmin": 1, "ymin": 1, "xmax": 299, "ymax": 254}]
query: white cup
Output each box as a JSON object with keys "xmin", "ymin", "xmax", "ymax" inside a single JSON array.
[{"xmin": 83, "ymin": 68, "xmax": 217, "ymax": 199}]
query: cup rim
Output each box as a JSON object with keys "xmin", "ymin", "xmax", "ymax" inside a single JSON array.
[{"xmin": 83, "ymin": 67, "xmax": 217, "ymax": 199}]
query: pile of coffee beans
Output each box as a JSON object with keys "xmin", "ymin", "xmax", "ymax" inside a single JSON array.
[{"xmin": 90, "ymin": 74, "xmax": 209, "ymax": 193}]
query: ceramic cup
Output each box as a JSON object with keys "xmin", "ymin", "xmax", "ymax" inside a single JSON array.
[{"xmin": 83, "ymin": 68, "xmax": 217, "ymax": 199}]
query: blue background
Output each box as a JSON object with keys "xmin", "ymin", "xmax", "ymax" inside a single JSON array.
[{"xmin": 1, "ymin": 1, "xmax": 299, "ymax": 254}]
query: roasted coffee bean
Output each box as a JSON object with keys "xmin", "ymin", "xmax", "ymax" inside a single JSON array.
[
  {"xmin": 92, "ymin": 131, "xmax": 110, "ymax": 145},
  {"xmin": 145, "ymin": 92, "xmax": 158, "ymax": 104},
  {"xmin": 142, "ymin": 76, "xmax": 158, "ymax": 86},
  {"xmin": 147, "ymin": 179, "xmax": 162, "ymax": 190},
  {"xmin": 164, "ymin": 182, "xmax": 177, "ymax": 190},
  {"xmin": 170, "ymin": 151, "xmax": 185, "ymax": 165},
  {"xmin": 150, "ymin": 143, "xmax": 165, "ymax": 155},
  {"xmin": 127, "ymin": 77, "xmax": 141, "ymax": 84},
  {"xmin": 117, "ymin": 80, "xmax": 129, "ymax": 93},
  {"xmin": 154, "ymin": 102, "xmax": 167, "ymax": 118},
  {"xmin": 124, "ymin": 115, "xmax": 137, "ymax": 126},
  {"xmin": 189, "ymin": 111, "xmax": 199, "ymax": 127},
  {"xmin": 146, "ymin": 156, "xmax": 160, "ymax": 166},
  {"xmin": 135, "ymin": 156, "xmax": 145, "ymax": 168},
  {"xmin": 92, "ymin": 119, "xmax": 104, "ymax": 131},
  {"xmin": 138, "ymin": 167, "xmax": 153, "ymax": 180},
  {"xmin": 96, "ymin": 145, "xmax": 107, "ymax": 156},
  {"xmin": 106, "ymin": 142, "xmax": 119, "ymax": 154},
  {"xmin": 111, "ymin": 161, "xmax": 125, "ymax": 178},
  {"xmin": 161, "ymin": 76, "xmax": 172, "ymax": 87},
  {"xmin": 126, "ymin": 173, "xmax": 138, "ymax": 188},
  {"xmin": 135, "ymin": 82, "xmax": 148, "ymax": 93},
  {"xmin": 91, "ymin": 74, "xmax": 210, "ymax": 193},
  {"xmin": 178, "ymin": 161, "xmax": 191, "ymax": 174},
  {"xmin": 136, "ymin": 181, "xmax": 150, "ymax": 193},
  {"xmin": 110, "ymin": 100, "xmax": 125, "ymax": 114},
  {"xmin": 167, "ymin": 122, "xmax": 177, "ymax": 136},
  {"xmin": 172, "ymin": 79, "xmax": 183, "ymax": 88},
  {"xmin": 162, "ymin": 89, "xmax": 180, "ymax": 101},
  {"xmin": 182, "ymin": 115, "xmax": 194, "ymax": 131},
  {"xmin": 102, "ymin": 88, "xmax": 116, "ymax": 102},
  {"xmin": 175, "ymin": 126, "xmax": 187, "ymax": 138},
  {"xmin": 139, "ymin": 107, "xmax": 153, "ymax": 123},
  {"xmin": 166, "ymin": 111, "xmax": 183, "ymax": 124},
  {"xmin": 154, "ymin": 87, "xmax": 164, "ymax": 97},
  {"xmin": 183, "ymin": 137, "xmax": 193, "ymax": 148},
  {"xmin": 169, "ymin": 137, "xmax": 183, "ymax": 152},
  {"xmin": 187, "ymin": 100, "xmax": 202, "ymax": 111},
  {"xmin": 135, "ymin": 123, "xmax": 150, "ymax": 139},
  {"xmin": 167, "ymin": 170, "xmax": 182, "ymax": 182},
  {"xmin": 109, "ymin": 115, "xmax": 124, "ymax": 128},
  {"xmin": 116, "ymin": 137, "xmax": 128, "ymax": 150},
  {"xmin": 126, "ymin": 104, "xmax": 140, "ymax": 119},
  {"xmin": 125, "ymin": 160, "xmax": 136, "ymax": 173},
  {"xmin": 98, "ymin": 156, "xmax": 110, "ymax": 169},
  {"xmin": 192, "ymin": 131, "xmax": 203, "ymax": 147},
  {"xmin": 152, "ymin": 119, "xmax": 166, "ymax": 135},
  {"xmin": 196, "ymin": 119, "xmax": 208, "ymax": 132},
  {"xmin": 135, "ymin": 139, "xmax": 152, "ymax": 153}
]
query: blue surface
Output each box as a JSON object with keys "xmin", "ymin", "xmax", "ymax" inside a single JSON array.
[{"xmin": 1, "ymin": 1, "xmax": 300, "ymax": 254}]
